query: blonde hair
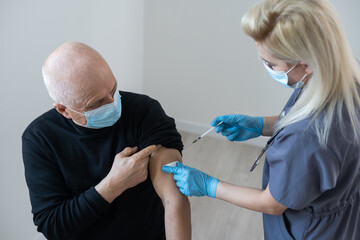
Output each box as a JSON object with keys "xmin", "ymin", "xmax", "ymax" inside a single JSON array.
[{"xmin": 242, "ymin": 0, "xmax": 360, "ymax": 146}]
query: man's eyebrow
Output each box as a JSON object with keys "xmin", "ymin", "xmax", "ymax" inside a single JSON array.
[
  {"xmin": 85, "ymin": 98, "xmax": 104, "ymax": 110},
  {"xmin": 85, "ymin": 81, "xmax": 117, "ymax": 110}
]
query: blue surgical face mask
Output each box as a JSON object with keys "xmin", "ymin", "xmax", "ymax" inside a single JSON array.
[
  {"xmin": 67, "ymin": 91, "xmax": 122, "ymax": 129},
  {"xmin": 263, "ymin": 62, "xmax": 306, "ymax": 89}
]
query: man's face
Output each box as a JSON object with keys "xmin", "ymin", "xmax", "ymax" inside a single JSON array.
[
  {"xmin": 65, "ymin": 73, "xmax": 118, "ymax": 126},
  {"xmin": 45, "ymin": 42, "xmax": 120, "ymax": 126}
]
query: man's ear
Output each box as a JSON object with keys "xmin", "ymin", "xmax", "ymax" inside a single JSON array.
[{"xmin": 53, "ymin": 103, "xmax": 71, "ymax": 119}]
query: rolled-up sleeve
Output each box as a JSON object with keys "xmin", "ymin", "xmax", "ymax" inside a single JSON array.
[{"xmin": 135, "ymin": 99, "xmax": 183, "ymax": 153}]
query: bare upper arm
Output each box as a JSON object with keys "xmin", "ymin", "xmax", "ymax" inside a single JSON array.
[
  {"xmin": 263, "ymin": 184, "xmax": 287, "ymax": 215},
  {"xmin": 149, "ymin": 147, "xmax": 184, "ymax": 201}
]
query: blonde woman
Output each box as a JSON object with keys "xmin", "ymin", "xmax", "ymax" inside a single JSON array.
[{"xmin": 163, "ymin": 0, "xmax": 360, "ymax": 239}]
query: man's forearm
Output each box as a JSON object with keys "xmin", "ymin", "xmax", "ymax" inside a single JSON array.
[{"xmin": 95, "ymin": 177, "xmax": 125, "ymax": 203}]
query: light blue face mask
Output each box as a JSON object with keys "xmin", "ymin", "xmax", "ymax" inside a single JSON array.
[
  {"xmin": 263, "ymin": 62, "xmax": 306, "ymax": 89},
  {"xmin": 67, "ymin": 91, "xmax": 122, "ymax": 129}
]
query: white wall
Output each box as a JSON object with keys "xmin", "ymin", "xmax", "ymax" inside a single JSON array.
[
  {"xmin": 1, "ymin": 0, "xmax": 360, "ymax": 239},
  {"xmin": 143, "ymin": 0, "xmax": 360, "ymax": 145},
  {"xmin": 0, "ymin": 1, "xmax": 143, "ymax": 239}
]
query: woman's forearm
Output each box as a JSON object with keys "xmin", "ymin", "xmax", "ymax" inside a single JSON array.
[
  {"xmin": 261, "ymin": 115, "xmax": 279, "ymax": 136},
  {"xmin": 215, "ymin": 181, "xmax": 287, "ymax": 215}
]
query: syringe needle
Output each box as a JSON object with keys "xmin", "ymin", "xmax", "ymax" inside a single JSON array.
[{"xmin": 189, "ymin": 121, "xmax": 223, "ymax": 146}]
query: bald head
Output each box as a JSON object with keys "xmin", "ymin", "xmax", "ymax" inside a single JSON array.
[{"xmin": 43, "ymin": 42, "xmax": 114, "ymax": 108}]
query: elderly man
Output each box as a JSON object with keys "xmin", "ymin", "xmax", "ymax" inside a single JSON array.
[{"xmin": 22, "ymin": 42, "xmax": 191, "ymax": 240}]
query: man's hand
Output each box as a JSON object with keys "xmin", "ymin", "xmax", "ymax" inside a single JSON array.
[{"xmin": 96, "ymin": 145, "xmax": 160, "ymax": 203}]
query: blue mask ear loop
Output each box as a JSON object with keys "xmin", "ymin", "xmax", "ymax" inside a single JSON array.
[
  {"xmin": 286, "ymin": 63, "xmax": 309, "ymax": 89},
  {"xmin": 61, "ymin": 105, "xmax": 89, "ymax": 127},
  {"xmin": 285, "ymin": 63, "xmax": 298, "ymax": 74},
  {"xmin": 64, "ymin": 106, "xmax": 85, "ymax": 115},
  {"xmin": 49, "ymin": 93, "xmax": 85, "ymax": 116},
  {"xmin": 289, "ymin": 73, "xmax": 308, "ymax": 88}
]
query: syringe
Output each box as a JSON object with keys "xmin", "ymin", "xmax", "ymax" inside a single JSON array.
[{"xmin": 190, "ymin": 121, "xmax": 223, "ymax": 145}]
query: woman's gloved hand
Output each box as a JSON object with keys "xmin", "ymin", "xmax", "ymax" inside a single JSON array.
[
  {"xmin": 162, "ymin": 162, "xmax": 219, "ymax": 198},
  {"xmin": 211, "ymin": 114, "xmax": 263, "ymax": 141}
]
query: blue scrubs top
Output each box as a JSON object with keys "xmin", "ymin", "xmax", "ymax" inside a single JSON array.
[{"xmin": 262, "ymin": 89, "xmax": 360, "ymax": 239}]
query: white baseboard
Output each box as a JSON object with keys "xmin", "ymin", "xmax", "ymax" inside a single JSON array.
[{"xmin": 175, "ymin": 118, "xmax": 268, "ymax": 147}]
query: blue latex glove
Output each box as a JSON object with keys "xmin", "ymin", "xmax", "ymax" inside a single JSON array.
[
  {"xmin": 211, "ymin": 114, "xmax": 263, "ymax": 141},
  {"xmin": 162, "ymin": 162, "xmax": 219, "ymax": 198}
]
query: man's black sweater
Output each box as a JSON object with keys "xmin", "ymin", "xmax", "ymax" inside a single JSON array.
[{"xmin": 22, "ymin": 91, "xmax": 183, "ymax": 240}]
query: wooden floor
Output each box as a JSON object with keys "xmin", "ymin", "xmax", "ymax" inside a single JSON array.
[{"xmin": 180, "ymin": 131, "xmax": 265, "ymax": 240}]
